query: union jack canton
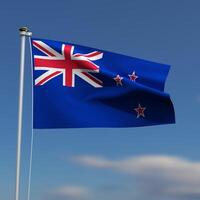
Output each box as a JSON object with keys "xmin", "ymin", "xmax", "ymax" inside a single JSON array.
[{"xmin": 32, "ymin": 40, "xmax": 103, "ymax": 87}]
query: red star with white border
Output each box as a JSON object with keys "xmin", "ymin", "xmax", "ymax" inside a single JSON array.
[
  {"xmin": 129, "ymin": 71, "xmax": 138, "ymax": 81},
  {"xmin": 114, "ymin": 75, "xmax": 123, "ymax": 86},
  {"xmin": 134, "ymin": 103, "xmax": 146, "ymax": 118}
]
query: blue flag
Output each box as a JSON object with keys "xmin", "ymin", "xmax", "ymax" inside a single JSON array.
[{"xmin": 31, "ymin": 38, "xmax": 175, "ymax": 129}]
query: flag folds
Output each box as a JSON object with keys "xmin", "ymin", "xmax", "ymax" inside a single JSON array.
[{"xmin": 31, "ymin": 38, "xmax": 175, "ymax": 129}]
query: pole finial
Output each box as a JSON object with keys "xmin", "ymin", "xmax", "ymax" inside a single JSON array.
[
  {"xmin": 19, "ymin": 27, "xmax": 32, "ymax": 36},
  {"xmin": 19, "ymin": 27, "xmax": 29, "ymax": 32}
]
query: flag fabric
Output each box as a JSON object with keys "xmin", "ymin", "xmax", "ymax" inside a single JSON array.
[{"xmin": 31, "ymin": 38, "xmax": 175, "ymax": 129}]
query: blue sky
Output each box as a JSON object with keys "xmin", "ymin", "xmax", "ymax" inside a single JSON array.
[{"xmin": 0, "ymin": 0, "xmax": 200, "ymax": 200}]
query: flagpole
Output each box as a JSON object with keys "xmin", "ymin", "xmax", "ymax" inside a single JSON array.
[{"xmin": 15, "ymin": 27, "xmax": 32, "ymax": 200}]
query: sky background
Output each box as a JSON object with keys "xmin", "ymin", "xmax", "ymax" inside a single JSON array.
[{"xmin": 0, "ymin": 0, "xmax": 200, "ymax": 200}]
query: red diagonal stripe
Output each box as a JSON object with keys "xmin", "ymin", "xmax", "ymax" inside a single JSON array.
[
  {"xmin": 74, "ymin": 51, "xmax": 101, "ymax": 58},
  {"xmin": 36, "ymin": 71, "xmax": 62, "ymax": 86},
  {"xmin": 33, "ymin": 41, "xmax": 56, "ymax": 57},
  {"xmin": 82, "ymin": 72, "xmax": 103, "ymax": 86}
]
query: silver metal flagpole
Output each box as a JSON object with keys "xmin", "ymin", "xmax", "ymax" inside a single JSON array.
[{"xmin": 15, "ymin": 27, "xmax": 32, "ymax": 200}]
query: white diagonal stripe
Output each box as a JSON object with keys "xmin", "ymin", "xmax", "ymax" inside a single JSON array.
[
  {"xmin": 33, "ymin": 40, "xmax": 63, "ymax": 57},
  {"xmin": 74, "ymin": 69, "xmax": 102, "ymax": 88},
  {"xmin": 35, "ymin": 69, "xmax": 63, "ymax": 85}
]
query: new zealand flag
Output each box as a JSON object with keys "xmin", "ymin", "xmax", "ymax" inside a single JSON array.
[{"xmin": 31, "ymin": 38, "xmax": 175, "ymax": 129}]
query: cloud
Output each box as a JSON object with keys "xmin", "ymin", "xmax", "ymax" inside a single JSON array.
[
  {"xmin": 49, "ymin": 185, "xmax": 91, "ymax": 200},
  {"xmin": 72, "ymin": 155, "xmax": 112, "ymax": 168},
  {"xmin": 72, "ymin": 155, "xmax": 200, "ymax": 199}
]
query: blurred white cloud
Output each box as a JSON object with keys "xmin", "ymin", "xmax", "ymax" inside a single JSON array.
[
  {"xmin": 72, "ymin": 155, "xmax": 200, "ymax": 199},
  {"xmin": 50, "ymin": 185, "xmax": 91, "ymax": 200}
]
